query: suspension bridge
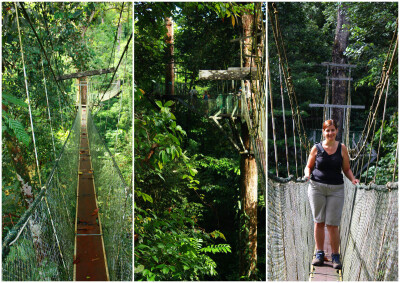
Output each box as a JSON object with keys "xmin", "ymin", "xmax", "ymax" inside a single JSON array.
[
  {"xmin": 268, "ymin": 3, "xmax": 398, "ymax": 281},
  {"xmin": 2, "ymin": 3, "xmax": 132, "ymax": 281}
]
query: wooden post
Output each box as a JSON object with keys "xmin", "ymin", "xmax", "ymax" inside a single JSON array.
[{"xmin": 165, "ymin": 17, "xmax": 174, "ymax": 96}]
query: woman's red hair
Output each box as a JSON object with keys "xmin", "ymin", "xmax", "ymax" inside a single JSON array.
[{"xmin": 322, "ymin": 119, "xmax": 337, "ymax": 130}]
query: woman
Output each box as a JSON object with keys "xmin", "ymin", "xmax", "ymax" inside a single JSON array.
[{"xmin": 304, "ymin": 119, "xmax": 359, "ymax": 269}]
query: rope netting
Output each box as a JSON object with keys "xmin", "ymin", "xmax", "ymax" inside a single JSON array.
[
  {"xmin": 267, "ymin": 178, "xmax": 314, "ymax": 281},
  {"xmin": 87, "ymin": 110, "xmax": 132, "ymax": 281},
  {"xmin": 2, "ymin": 108, "xmax": 81, "ymax": 281},
  {"xmin": 340, "ymin": 179, "xmax": 398, "ymax": 281},
  {"xmin": 268, "ymin": 177, "xmax": 398, "ymax": 281},
  {"xmin": 189, "ymin": 94, "xmax": 241, "ymax": 117}
]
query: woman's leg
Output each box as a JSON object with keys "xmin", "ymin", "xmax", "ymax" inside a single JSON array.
[
  {"xmin": 326, "ymin": 225, "xmax": 340, "ymax": 254},
  {"xmin": 314, "ymin": 222, "xmax": 325, "ymax": 250}
]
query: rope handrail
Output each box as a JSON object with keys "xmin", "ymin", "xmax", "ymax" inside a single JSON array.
[{"xmin": 268, "ymin": 173, "xmax": 398, "ymax": 191}]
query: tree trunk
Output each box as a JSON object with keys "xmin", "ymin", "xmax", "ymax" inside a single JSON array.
[
  {"xmin": 79, "ymin": 77, "xmax": 88, "ymax": 105},
  {"xmin": 331, "ymin": 4, "xmax": 350, "ymax": 141},
  {"xmin": 239, "ymin": 11, "xmax": 258, "ymax": 279},
  {"xmin": 165, "ymin": 17, "xmax": 174, "ymax": 96},
  {"xmin": 239, "ymin": 123, "xmax": 258, "ymax": 279}
]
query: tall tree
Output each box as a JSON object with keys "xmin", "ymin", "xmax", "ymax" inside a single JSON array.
[
  {"xmin": 239, "ymin": 10, "xmax": 258, "ymax": 279},
  {"xmin": 331, "ymin": 3, "xmax": 350, "ymax": 141}
]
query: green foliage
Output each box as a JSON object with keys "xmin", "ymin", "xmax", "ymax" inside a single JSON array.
[
  {"xmin": 135, "ymin": 207, "xmax": 230, "ymax": 281},
  {"xmin": 135, "ymin": 2, "xmax": 266, "ymax": 280},
  {"xmin": 361, "ymin": 112, "xmax": 398, "ymax": 184},
  {"xmin": 134, "ymin": 85, "xmax": 234, "ymax": 280}
]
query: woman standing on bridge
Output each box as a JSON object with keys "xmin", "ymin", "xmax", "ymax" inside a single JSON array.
[{"xmin": 304, "ymin": 119, "xmax": 359, "ymax": 269}]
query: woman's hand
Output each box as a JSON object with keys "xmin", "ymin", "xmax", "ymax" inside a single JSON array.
[
  {"xmin": 305, "ymin": 146, "xmax": 318, "ymax": 182},
  {"xmin": 352, "ymin": 179, "xmax": 360, "ymax": 185}
]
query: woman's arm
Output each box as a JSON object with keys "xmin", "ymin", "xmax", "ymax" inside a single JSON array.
[
  {"xmin": 304, "ymin": 145, "xmax": 318, "ymax": 180},
  {"xmin": 342, "ymin": 144, "xmax": 359, "ymax": 184}
]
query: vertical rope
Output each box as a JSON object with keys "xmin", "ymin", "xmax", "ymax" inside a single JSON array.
[
  {"xmin": 15, "ymin": 3, "xmax": 67, "ymax": 273},
  {"xmin": 15, "ymin": 3, "xmax": 42, "ymax": 188},
  {"xmin": 373, "ymin": 78, "xmax": 390, "ymax": 182},
  {"xmin": 345, "ymin": 69, "xmax": 352, "ymax": 147},
  {"xmin": 393, "ymin": 141, "xmax": 398, "ymax": 182},
  {"xmin": 364, "ymin": 117, "xmax": 378, "ymax": 183},
  {"xmin": 322, "ymin": 65, "xmax": 330, "ymax": 128},
  {"xmin": 41, "ymin": 60, "xmax": 57, "ymax": 161},
  {"xmin": 292, "ymin": 118, "xmax": 298, "ymax": 178},
  {"xmin": 279, "ymin": 60, "xmax": 290, "ymax": 177},
  {"xmin": 267, "ymin": 58, "xmax": 279, "ymax": 176},
  {"xmin": 114, "ymin": 44, "xmax": 128, "ymax": 155}
]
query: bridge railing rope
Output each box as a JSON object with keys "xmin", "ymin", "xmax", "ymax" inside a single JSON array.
[
  {"xmin": 2, "ymin": 107, "xmax": 81, "ymax": 281},
  {"xmin": 87, "ymin": 110, "xmax": 132, "ymax": 281}
]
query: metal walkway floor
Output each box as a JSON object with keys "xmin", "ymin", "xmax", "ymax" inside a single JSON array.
[{"xmin": 74, "ymin": 106, "xmax": 109, "ymax": 281}]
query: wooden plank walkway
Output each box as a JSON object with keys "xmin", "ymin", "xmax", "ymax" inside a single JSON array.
[
  {"xmin": 74, "ymin": 106, "xmax": 109, "ymax": 281},
  {"xmin": 309, "ymin": 227, "xmax": 342, "ymax": 281}
]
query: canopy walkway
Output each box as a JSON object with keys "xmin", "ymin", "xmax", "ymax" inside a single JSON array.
[
  {"xmin": 2, "ymin": 105, "xmax": 132, "ymax": 281},
  {"xmin": 268, "ymin": 176, "xmax": 398, "ymax": 281},
  {"xmin": 2, "ymin": 3, "xmax": 132, "ymax": 280},
  {"xmin": 267, "ymin": 3, "xmax": 398, "ymax": 281}
]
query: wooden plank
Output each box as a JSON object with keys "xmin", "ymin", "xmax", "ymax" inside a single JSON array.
[
  {"xmin": 57, "ymin": 68, "xmax": 115, "ymax": 81},
  {"xmin": 321, "ymin": 62, "xmax": 357, "ymax": 68},
  {"xmin": 199, "ymin": 69, "xmax": 258, "ymax": 80},
  {"xmin": 329, "ymin": 77, "xmax": 353, "ymax": 81},
  {"xmin": 227, "ymin": 67, "xmax": 257, "ymax": 71},
  {"xmin": 309, "ymin": 104, "xmax": 365, "ymax": 109},
  {"xmin": 309, "ymin": 227, "xmax": 341, "ymax": 281}
]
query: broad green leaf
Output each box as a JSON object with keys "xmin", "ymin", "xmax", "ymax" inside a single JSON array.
[{"xmin": 164, "ymin": 101, "xmax": 174, "ymax": 107}]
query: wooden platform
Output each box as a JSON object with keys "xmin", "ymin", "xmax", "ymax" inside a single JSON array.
[
  {"xmin": 74, "ymin": 106, "xmax": 109, "ymax": 281},
  {"xmin": 309, "ymin": 227, "xmax": 342, "ymax": 281}
]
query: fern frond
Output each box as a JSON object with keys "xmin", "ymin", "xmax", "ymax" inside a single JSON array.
[
  {"xmin": 2, "ymin": 93, "xmax": 28, "ymax": 107},
  {"xmin": 8, "ymin": 119, "xmax": 30, "ymax": 146},
  {"xmin": 200, "ymin": 244, "xmax": 231, "ymax": 254}
]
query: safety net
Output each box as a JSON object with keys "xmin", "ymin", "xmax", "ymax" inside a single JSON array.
[
  {"xmin": 268, "ymin": 176, "xmax": 398, "ymax": 281},
  {"xmin": 340, "ymin": 178, "xmax": 398, "ymax": 281},
  {"xmin": 267, "ymin": 178, "xmax": 314, "ymax": 281},
  {"xmin": 87, "ymin": 110, "xmax": 132, "ymax": 281},
  {"xmin": 2, "ymin": 107, "xmax": 81, "ymax": 281}
]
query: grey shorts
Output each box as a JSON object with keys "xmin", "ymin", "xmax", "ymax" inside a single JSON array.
[{"xmin": 308, "ymin": 180, "xmax": 345, "ymax": 226}]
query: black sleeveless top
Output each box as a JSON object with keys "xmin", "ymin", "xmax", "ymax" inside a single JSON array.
[{"xmin": 311, "ymin": 142, "xmax": 344, "ymax": 185}]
